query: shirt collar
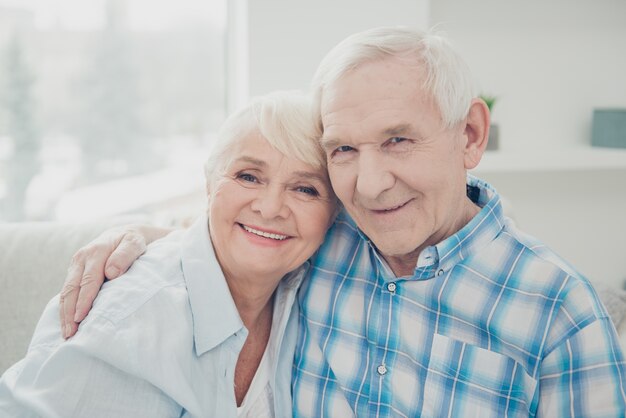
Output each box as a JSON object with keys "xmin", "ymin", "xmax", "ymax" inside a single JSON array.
[
  {"xmin": 430, "ymin": 175, "xmax": 504, "ymax": 276},
  {"xmin": 180, "ymin": 216, "xmax": 244, "ymax": 356},
  {"xmin": 180, "ymin": 215, "xmax": 308, "ymax": 356},
  {"xmin": 369, "ymin": 175, "xmax": 506, "ymax": 281}
]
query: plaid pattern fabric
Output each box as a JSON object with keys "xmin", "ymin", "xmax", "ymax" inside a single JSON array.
[{"xmin": 293, "ymin": 175, "xmax": 626, "ymax": 417}]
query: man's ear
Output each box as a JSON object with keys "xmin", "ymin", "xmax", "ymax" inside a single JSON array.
[{"xmin": 463, "ymin": 98, "xmax": 490, "ymax": 170}]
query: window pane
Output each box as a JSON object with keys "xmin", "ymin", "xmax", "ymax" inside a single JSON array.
[{"xmin": 0, "ymin": 0, "xmax": 227, "ymax": 221}]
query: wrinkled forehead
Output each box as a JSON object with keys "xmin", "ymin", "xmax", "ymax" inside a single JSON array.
[
  {"xmin": 321, "ymin": 58, "xmax": 430, "ymax": 114},
  {"xmin": 320, "ymin": 60, "xmax": 440, "ymax": 141}
]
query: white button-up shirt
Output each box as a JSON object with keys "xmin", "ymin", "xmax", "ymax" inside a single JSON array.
[{"xmin": 0, "ymin": 216, "xmax": 303, "ymax": 418}]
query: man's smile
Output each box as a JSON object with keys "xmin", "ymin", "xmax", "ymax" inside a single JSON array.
[{"xmin": 364, "ymin": 198, "xmax": 414, "ymax": 215}]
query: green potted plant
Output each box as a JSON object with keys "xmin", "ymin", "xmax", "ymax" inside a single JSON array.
[{"xmin": 480, "ymin": 94, "xmax": 499, "ymax": 151}]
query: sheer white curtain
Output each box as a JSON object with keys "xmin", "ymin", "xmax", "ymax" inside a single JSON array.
[{"xmin": 0, "ymin": 0, "xmax": 227, "ymax": 222}]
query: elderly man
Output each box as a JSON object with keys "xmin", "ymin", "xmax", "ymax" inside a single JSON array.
[{"xmin": 60, "ymin": 28, "xmax": 625, "ymax": 417}]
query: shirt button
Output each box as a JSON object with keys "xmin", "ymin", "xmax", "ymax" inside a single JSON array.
[
  {"xmin": 387, "ymin": 282, "xmax": 397, "ymax": 293},
  {"xmin": 377, "ymin": 364, "xmax": 388, "ymax": 376},
  {"xmin": 436, "ymin": 269, "xmax": 444, "ymax": 277}
]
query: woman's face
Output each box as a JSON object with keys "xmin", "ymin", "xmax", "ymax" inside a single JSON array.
[{"xmin": 208, "ymin": 130, "xmax": 336, "ymax": 282}]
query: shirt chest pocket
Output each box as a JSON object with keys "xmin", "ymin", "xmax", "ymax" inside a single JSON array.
[{"xmin": 421, "ymin": 334, "xmax": 537, "ymax": 418}]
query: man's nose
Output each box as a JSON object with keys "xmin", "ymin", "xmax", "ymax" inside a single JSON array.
[
  {"xmin": 355, "ymin": 150, "xmax": 395, "ymax": 200},
  {"xmin": 250, "ymin": 187, "xmax": 290, "ymax": 219}
]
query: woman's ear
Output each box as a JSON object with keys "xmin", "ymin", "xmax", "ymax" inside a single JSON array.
[
  {"xmin": 205, "ymin": 180, "xmax": 212, "ymax": 216},
  {"xmin": 463, "ymin": 98, "xmax": 490, "ymax": 170},
  {"xmin": 328, "ymin": 200, "xmax": 342, "ymax": 229}
]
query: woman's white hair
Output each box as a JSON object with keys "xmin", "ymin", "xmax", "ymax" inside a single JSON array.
[
  {"xmin": 311, "ymin": 26, "xmax": 477, "ymax": 130},
  {"xmin": 204, "ymin": 90, "xmax": 325, "ymax": 184}
]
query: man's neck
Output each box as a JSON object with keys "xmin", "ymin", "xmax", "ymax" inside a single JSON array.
[
  {"xmin": 385, "ymin": 251, "xmax": 422, "ymax": 277},
  {"xmin": 383, "ymin": 199, "xmax": 481, "ymax": 278}
]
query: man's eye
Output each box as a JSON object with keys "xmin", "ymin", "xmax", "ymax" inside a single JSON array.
[
  {"xmin": 335, "ymin": 145, "xmax": 354, "ymax": 153},
  {"xmin": 328, "ymin": 145, "xmax": 356, "ymax": 161},
  {"xmin": 389, "ymin": 137, "xmax": 408, "ymax": 144},
  {"xmin": 237, "ymin": 173, "xmax": 258, "ymax": 183}
]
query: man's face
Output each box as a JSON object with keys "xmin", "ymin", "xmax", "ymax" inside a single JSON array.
[{"xmin": 320, "ymin": 57, "xmax": 478, "ymax": 274}]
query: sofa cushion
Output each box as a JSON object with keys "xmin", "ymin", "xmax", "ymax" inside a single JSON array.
[
  {"xmin": 2, "ymin": 218, "xmax": 625, "ymax": 374},
  {"xmin": 0, "ymin": 218, "xmax": 144, "ymax": 373}
]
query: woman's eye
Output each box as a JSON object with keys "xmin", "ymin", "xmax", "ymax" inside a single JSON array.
[
  {"xmin": 296, "ymin": 186, "xmax": 319, "ymax": 197},
  {"xmin": 237, "ymin": 173, "xmax": 258, "ymax": 183}
]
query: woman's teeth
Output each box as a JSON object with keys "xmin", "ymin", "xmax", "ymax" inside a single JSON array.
[{"xmin": 242, "ymin": 225, "xmax": 288, "ymax": 240}]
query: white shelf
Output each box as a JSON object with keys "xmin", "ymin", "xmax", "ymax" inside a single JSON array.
[{"xmin": 471, "ymin": 146, "xmax": 626, "ymax": 173}]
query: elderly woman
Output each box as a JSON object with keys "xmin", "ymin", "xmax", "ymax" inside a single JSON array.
[{"xmin": 0, "ymin": 91, "xmax": 337, "ymax": 418}]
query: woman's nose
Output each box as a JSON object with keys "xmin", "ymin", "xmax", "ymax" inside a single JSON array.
[{"xmin": 250, "ymin": 187, "xmax": 290, "ymax": 219}]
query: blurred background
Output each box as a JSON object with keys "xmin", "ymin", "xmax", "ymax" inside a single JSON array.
[
  {"xmin": 0, "ymin": 0, "xmax": 226, "ymax": 223},
  {"xmin": 1, "ymin": 0, "xmax": 625, "ymax": 287}
]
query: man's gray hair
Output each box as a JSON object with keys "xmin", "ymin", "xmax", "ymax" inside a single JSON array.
[{"xmin": 311, "ymin": 26, "xmax": 477, "ymax": 130}]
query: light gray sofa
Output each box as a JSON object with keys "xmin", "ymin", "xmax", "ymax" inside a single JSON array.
[
  {"xmin": 0, "ymin": 219, "xmax": 144, "ymax": 373},
  {"xmin": 2, "ymin": 219, "xmax": 626, "ymax": 375}
]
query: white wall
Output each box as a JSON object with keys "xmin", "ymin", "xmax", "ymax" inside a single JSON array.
[
  {"xmin": 429, "ymin": 0, "xmax": 626, "ymax": 151},
  {"xmin": 245, "ymin": 0, "xmax": 626, "ymax": 288},
  {"xmin": 247, "ymin": 0, "xmax": 430, "ymax": 95},
  {"xmin": 430, "ymin": 0, "xmax": 626, "ymax": 288},
  {"xmin": 478, "ymin": 169, "xmax": 626, "ymax": 289}
]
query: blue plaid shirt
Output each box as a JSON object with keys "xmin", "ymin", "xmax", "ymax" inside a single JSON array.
[{"xmin": 293, "ymin": 175, "xmax": 626, "ymax": 417}]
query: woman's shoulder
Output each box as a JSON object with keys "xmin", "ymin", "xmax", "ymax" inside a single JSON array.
[{"xmin": 88, "ymin": 235, "xmax": 190, "ymax": 326}]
